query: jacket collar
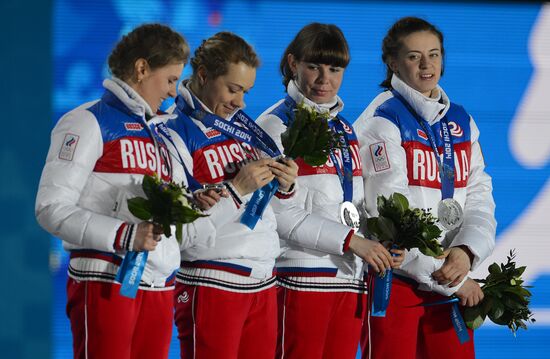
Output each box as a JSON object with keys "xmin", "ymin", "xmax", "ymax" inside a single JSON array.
[
  {"xmin": 391, "ymin": 74, "xmax": 449, "ymax": 125},
  {"xmin": 287, "ymin": 80, "xmax": 344, "ymax": 119},
  {"xmin": 177, "ymin": 80, "xmax": 239, "ymax": 120},
  {"xmin": 103, "ymin": 77, "xmax": 154, "ymax": 118}
]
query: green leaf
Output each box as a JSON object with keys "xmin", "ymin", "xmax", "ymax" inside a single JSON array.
[
  {"xmin": 127, "ymin": 197, "xmax": 152, "ymax": 220},
  {"xmin": 516, "ymin": 266, "xmax": 526, "ymax": 276},
  {"xmin": 469, "ymin": 315, "xmax": 485, "ymax": 330},
  {"xmin": 490, "ymin": 305, "xmax": 505, "ymax": 320},
  {"xmin": 488, "ymin": 263, "xmax": 502, "ymax": 275},
  {"xmin": 303, "ymin": 153, "xmax": 329, "ymax": 167},
  {"xmin": 175, "ymin": 223, "xmax": 183, "ymax": 244},
  {"xmin": 142, "ymin": 174, "xmax": 159, "ymax": 198},
  {"xmin": 127, "ymin": 175, "xmax": 206, "ymax": 242},
  {"xmin": 392, "ymin": 193, "xmax": 409, "ymax": 213},
  {"xmin": 376, "ymin": 216, "xmax": 397, "ymax": 242},
  {"xmin": 422, "ymin": 224, "xmax": 442, "ymax": 241},
  {"xmin": 481, "ymin": 297, "xmax": 494, "ymax": 316},
  {"xmin": 463, "ymin": 305, "xmax": 482, "ymax": 322},
  {"xmin": 464, "ymin": 305, "xmax": 486, "ymax": 330},
  {"xmin": 490, "ymin": 311, "xmax": 513, "ymax": 326},
  {"xmin": 179, "ymin": 206, "xmax": 209, "ymax": 223},
  {"xmin": 420, "ymin": 245, "xmax": 443, "ymax": 258},
  {"xmin": 281, "ymin": 109, "xmax": 306, "ymax": 157}
]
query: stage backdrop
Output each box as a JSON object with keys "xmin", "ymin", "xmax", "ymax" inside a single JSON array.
[{"xmin": 48, "ymin": 1, "xmax": 550, "ymax": 358}]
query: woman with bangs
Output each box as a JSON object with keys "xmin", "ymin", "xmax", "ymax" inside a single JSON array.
[{"xmin": 257, "ymin": 23, "xmax": 404, "ymax": 359}]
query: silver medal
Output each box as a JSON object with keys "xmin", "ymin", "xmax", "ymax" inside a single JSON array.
[
  {"xmin": 340, "ymin": 201, "xmax": 360, "ymax": 231},
  {"xmin": 437, "ymin": 198, "xmax": 464, "ymax": 230}
]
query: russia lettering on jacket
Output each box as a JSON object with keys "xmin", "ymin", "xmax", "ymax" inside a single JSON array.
[
  {"xmin": 94, "ymin": 136, "xmax": 172, "ymax": 181},
  {"xmin": 192, "ymin": 139, "xmax": 260, "ymax": 183},
  {"xmin": 404, "ymin": 140, "xmax": 471, "ymax": 189}
]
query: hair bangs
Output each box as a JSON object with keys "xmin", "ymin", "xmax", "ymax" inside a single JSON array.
[{"xmin": 301, "ymin": 37, "xmax": 349, "ymax": 68}]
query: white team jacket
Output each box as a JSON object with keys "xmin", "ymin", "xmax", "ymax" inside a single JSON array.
[
  {"xmin": 35, "ymin": 78, "xmax": 235, "ymax": 288},
  {"xmin": 160, "ymin": 83, "xmax": 288, "ymax": 284},
  {"xmin": 353, "ymin": 75, "xmax": 497, "ymax": 296},
  {"xmin": 257, "ymin": 80, "xmax": 366, "ymax": 283}
]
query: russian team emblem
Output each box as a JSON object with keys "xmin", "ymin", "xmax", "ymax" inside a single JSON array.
[
  {"xmin": 370, "ymin": 142, "xmax": 390, "ymax": 172},
  {"xmin": 59, "ymin": 133, "xmax": 80, "ymax": 161}
]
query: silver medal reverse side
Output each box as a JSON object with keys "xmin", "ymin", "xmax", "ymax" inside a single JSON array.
[
  {"xmin": 340, "ymin": 201, "xmax": 360, "ymax": 231},
  {"xmin": 437, "ymin": 198, "xmax": 464, "ymax": 230}
]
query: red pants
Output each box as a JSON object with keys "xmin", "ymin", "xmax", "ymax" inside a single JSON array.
[
  {"xmin": 362, "ymin": 275, "xmax": 475, "ymax": 359},
  {"xmin": 174, "ymin": 283, "xmax": 277, "ymax": 359},
  {"xmin": 66, "ymin": 278, "xmax": 174, "ymax": 359},
  {"xmin": 277, "ymin": 286, "xmax": 366, "ymax": 359}
]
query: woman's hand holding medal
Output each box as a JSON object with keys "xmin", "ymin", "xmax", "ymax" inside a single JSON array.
[
  {"xmin": 194, "ymin": 187, "xmax": 229, "ymax": 210},
  {"xmin": 231, "ymin": 159, "xmax": 277, "ymax": 196},
  {"xmin": 268, "ymin": 157, "xmax": 298, "ymax": 192}
]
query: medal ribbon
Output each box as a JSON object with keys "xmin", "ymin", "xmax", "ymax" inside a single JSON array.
[
  {"xmin": 371, "ymin": 267, "xmax": 393, "ymax": 317},
  {"xmin": 421, "ymin": 296, "xmax": 471, "ymax": 344},
  {"xmin": 176, "ymin": 95, "xmax": 281, "ymax": 158},
  {"xmin": 115, "ymin": 251, "xmax": 148, "ymax": 298},
  {"xmin": 370, "ymin": 247, "xmax": 399, "ymax": 317},
  {"xmin": 176, "ymin": 94, "xmax": 282, "ymax": 229},
  {"xmin": 391, "ymin": 90, "xmax": 455, "ymax": 200},
  {"xmin": 328, "ymin": 119, "xmax": 354, "ymax": 202},
  {"xmin": 155, "ymin": 121, "xmax": 202, "ymax": 192}
]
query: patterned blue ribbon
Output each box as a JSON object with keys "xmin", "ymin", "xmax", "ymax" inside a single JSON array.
[
  {"xmin": 421, "ymin": 296, "xmax": 471, "ymax": 344},
  {"xmin": 155, "ymin": 121, "xmax": 202, "ymax": 192},
  {"xmin": 115, "ymin": 251, "xmax": 148, "ymax": 298},
  {"xmin": 371, "ymin": 268, "xmax": 394, "ymax": 317},
  {"xmin": 370, "ymin": 249, "xmax": 399, "ymax": 317},
  {"xmin": 328, "ymin": 119, "xmax": 354, "ymax": 202}
]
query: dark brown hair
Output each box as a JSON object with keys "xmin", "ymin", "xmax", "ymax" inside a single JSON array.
[
  {"xmin": 380, "ymin": 17, "xmax": 445, "ymax": 89},
  {"xmin": 280, "ymin": 23, "xmax": 350, "ymax": 87},
  {"xmin": 190, "ymin": 31, "xmax": 260, "ymax": 82},
  {"xmin": 108, "ymin": 23, "xmax": 189, "ymax": 81}
]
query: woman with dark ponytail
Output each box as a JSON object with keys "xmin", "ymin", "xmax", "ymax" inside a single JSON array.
[{"xmin": 354, "ymin": 17, "xmax": 496, "ymax": 359}]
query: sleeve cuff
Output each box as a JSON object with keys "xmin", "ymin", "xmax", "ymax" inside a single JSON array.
[
  {"xmin": 114, "ymin": 223, "xmax": 136, "ymax": 252},
  {"xmin": 275, "ymin": 183, "xmax": 295, "ymax": 199},
  {"xmin": 342, "ymin": 230, "xmax": 354, "ymax": 252},
  {"xmin": 224, "ymin": 181, "xmax": 243, "ymax": 209}
]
